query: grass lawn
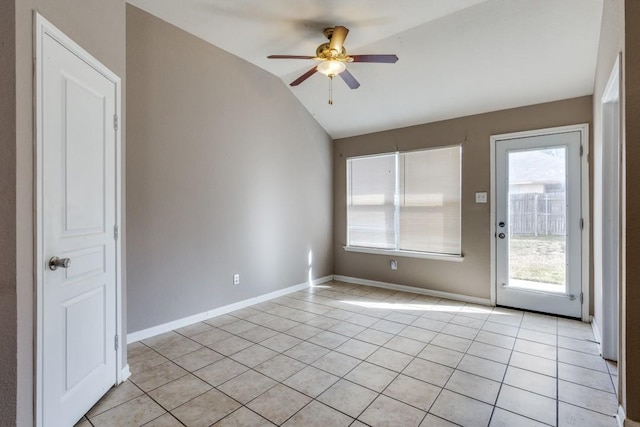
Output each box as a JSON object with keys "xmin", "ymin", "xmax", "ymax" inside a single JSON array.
[{"xmin": 509, "ymin": 234, "xmax": 566, "ymax": 286}]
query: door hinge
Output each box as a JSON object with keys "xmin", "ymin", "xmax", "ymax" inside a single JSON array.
[
  {"xmin": 580, "ymin": 218, "xmax": 584, "ymax": 230},
  {"xmin": 114, "ymin": 114, "xmax": 118, "ymax": 131},
  {"xmin": 114, "ymin": 335, "xmax": 119, "ymax": 351},
  {"xmin": 580, "ymin": 292, "xmax": 584, "ymax": 304},
  {"xmin": 580, "ymin": 145, "xmax": 583, "ymax": 156},
  {"xmin": 114, "ymin": 224, "xmax": 119, "ymax": 240}
]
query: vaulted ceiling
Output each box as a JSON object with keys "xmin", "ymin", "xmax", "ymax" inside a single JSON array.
[{"xmin": 127, "ymin": 0, "xmax": 603, "ymax": 138}]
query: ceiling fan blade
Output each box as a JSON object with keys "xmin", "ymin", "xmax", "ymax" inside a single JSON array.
[
  {"xmin": 350, "ymin": 54, "xmax": 399, "ymax": 63},
  {"xmin": 268, "ymin": 55, "xmax": 316, "ymax": 60},
  {"xmin": 290, "ymin": 66, "xmax": 318, "ymax": 86},
  {"xmin": 340, "ymin": 69, "xmax": 360, "ymax": 89},
  {"xmin": 329, "ymin": 26, "xmax": 349, "ymax": 53}
]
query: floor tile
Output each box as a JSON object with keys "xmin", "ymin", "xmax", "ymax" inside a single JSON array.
[
  {"xmin": 383, "ymin": 335, "xmax": 426, "ymax": 356},
  {"xmin": 399, "ymin": 326, "xmax": 438, "ymax": 343},
  {"xmin": 285, "ymin": 324, "xmax": 323, "ymax": 340},
  {"xmin": 247, "ymin": 384, "xmax": 311, "ymax": 425},
  {"xmin": 264, "ymin": 317, "xmax": 301, "ymax": 332},
  {"xmin": 128, "ymin": 342, "xmax": 152, "ymax": 359},
  {"xmin": 212, "ymin": 407, "xmax": 274, "ymax": 426},
  {"xmin": 237, "ymin": 325, "xmax": 280, "ymax": 343},
  {"xmin": 475, "ymin": 331, "xmax": 516, "ymax": 350},
  {"xmin": 481, "ymin": 320, "xmax": 519, "ymax": 337},
  {"xmin": 496, "ymin": 384, "xmax": 556, "ymax": 425},
  {"xmin": 412, "ymin": 317, "xmax": 447, "ymax": 332},
  {"xmin": 517, "ymin": 328, "xmax": 557, "ymax": 346},
  {"xmin": 194, "ymin": 358, "xmax": 248, "ymax": 386},
  {"xmin": 371, "ymin": 319, "xmax": 407, "ymax": 334},
  {"xmin": 312, "ymin": 351, "xmax": 361, "ymax": 377},
  {"xmin": 204, "ymin": 314, "xmax": 238, "ymax": 328},
  {"xmin": 317, "ymin": 379, "xmax": 378, "ymax": 418},
  {"xmin": 308, "ymin": 331, "xmax": 350, "ymax": 349},
  {"xmin": 450, "ymin": 314, "xmax": 485, "ymax": 329},
  {"xmin": 190, "ymin": 328, "xmax": 233, "ymax": 346},
  {"xmin": 509, "ymin": 351, "xmax": 557, "ymax": 377},
  {"xmin": 466, "ymin": 341, "xmax": 511, "ymax": 364},
  {"xmin": 87, "ymin": 381, "xmax": 144, "ymax": 417},
  {"xmin": 383, "ymin": 374, "xmax": 441, "ymax": 411},
  {"xmin": 173, "ymin": 347, "xmax": 224, "ymax": 372},
  {"xmin": 403, "ymin": 358, "xmax": 453, "ymax": 387},
  {"xmin": 367, "ymin": 347, "xmax": 413, "ymax": 372},
  {"xmin": 418, "ymin": 344, "xmax": 464, "ymax": 368},
  {"xmin": 284, "ymin": 341, "xmax": 330, "ymax": 364},
  {"xmin": 557, "ymin": 335, "xmax": 600, "ymax": 355},
  {"xmin": 430, "ymin": 389, "xmax": 493, "ymax": 427},
  {"xmin": 558, "ymin": 348, "xmax": 608, "ymax": 372},
  {"xmin": 419, "ymin": 414, "xmax": 458, "ymax": 426},
  {"xmin": 344, "ymin": 361, "xmax": 398, "ymax": 392},
  {"xmin": 131, "ymin": 361, "xmax": 188, "ymax": 392},
  {"xmin": 142, "ymin": 331, "xmax": 183, "ymax": 349},
  {"xmin": 171, "ymin": 388, "xmax": 241, "ymax": 427},
  {"xmin": 559, "ymin": 362, "xmax": 615, "ymax": 393},
  {"xmin": 457, "ymin": 354, "xmax": 507, "ymax": 382},
  {"xmin": 489, "ymin": 408, "xmax": 549, "ymax": 427},
  {"xmin": 282, "ymin": 401, "xmax": 353, "ymax": 426},
  {"xmin": 218, "ymin": 370, "xmax": 277, "ymax": 404},
  {"xmin": 129, "ymin": 350, "xmax": 169, "ymax": 375},
  {"xmin": 440, "ymin": 323, "xmax": 478, "ymax": 340},
  {"xmin": 513, "ymin": 339, "xmax": 557, "ymax": 360},
  {"xmin": 148, "ymin": 374, "xmax": 212, "ymax": 410},
  {"xmin": 306, "ymin": 316, "xmax": 340, "ymax": 330},
  {"xmin": 143, "ymin": 413, "xmax": 184, "ymax": 427},
  {"xmin": 385, "ymin": 312, "xmax": 419, "ymax": 325},
  {"xmin": 230, "ymin": 344, "xmax": 278, "ymax": 367},
  {"xmin": 283, "ymin": 366, "xmax": 340, "ymax": 397},
  {"xmin": 329, "ymin": 321, "xmax": 367, "ymax": 337},
  {"xmin": 347, "ymin": 313, "xmax": 380, "ymax": 327},
  {"xmin": 154, "ymin": 336, "xmax": 203, "ymax": 360},
  {"xmin": 558, "ymin": 380, "xmax": 618, "ymax": 415},
  {"xmin": 335, "ymin": 338, "xmax": 379, "ymax": 359},
  {"xmin": 208, "ymin": 336, "xmax": 254, "ymax": 356},
  {"xmin": 445, "ymin": 370, "xmax": 500, "ymax": 405},
  {"xmin": 359, "ymin": 394, "xmax": 426, "ymax": 427},
  {"xmin": 503, "ymin": 366, "xmax": 556, "ymax": 399},
  {"xmin": 355, "ymin": 328, "xmax": 394, "ymax": 346},
  {"xmin": 90, "ymin": 394, "xmax": 165, "ymax": 427},
  {"xmin": 254, "ymin": 354, "xmax": 307, "ymax": 382},
  {"xmin": 430, "ymin": 333, "xmax": 472, "ymax": 352},
  {"xmin": 558, "ymin": 402, "xmax": 618, "ymax": 427}
]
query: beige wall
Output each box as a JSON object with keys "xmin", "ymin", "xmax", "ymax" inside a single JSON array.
[
  {"xmin": 125, "ymin": 6, "xmax": 333, "ymax": 332},
  {"xmin": 0, "ymin": 0, "xmax": 17, "ymax": 424},
  {"xmin": 624, "ymin": 1, "xmax": 640, "ymax": 420},
  {"xmin": 14, "ymin": 1, "xmax": 126, "ymax": 425},
  {"xmin": 334, "ymin": 97, "xmax": 592, "ymax": 300}
]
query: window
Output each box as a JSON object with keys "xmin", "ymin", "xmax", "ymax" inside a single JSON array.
[{"xmin": 346, "ymin": 145, "xmax": 462, "ymax": 257}]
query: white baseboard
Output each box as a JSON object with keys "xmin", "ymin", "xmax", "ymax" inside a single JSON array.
[
  {"xmin": 119, "ymin": 364, "xmax": 131, "ymax": 383},
  {"xmin": 591, "ymin": 316, "xmax": 603, "ymax": 355},
  {"xmin": 333, "ymin": 275, "xmax": 492, "ymax": 306},
  {"xmin": 127, "ymin": 275, "xmax": 333, "ymax": 344}
]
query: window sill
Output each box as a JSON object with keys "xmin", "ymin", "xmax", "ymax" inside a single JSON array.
[{"xmin": 343, "ymin": 246, "xmax": 464, "ymax": 262}]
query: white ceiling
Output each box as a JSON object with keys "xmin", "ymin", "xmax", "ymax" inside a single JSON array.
[{"xmin": 127, "ymin": 0, "xmax": 603, "ymax": 139}]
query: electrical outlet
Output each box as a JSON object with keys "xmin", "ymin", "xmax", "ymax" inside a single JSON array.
[
  {"xmin": 390, "ymin": 260, "xmax": 398, "ymax": 270},
  {"xmin": 233, "ymin": 274, "xmax": 240, "ymax": 285},
  {"xmin": 475, "ymin": 192, "xmax": 488, "ymax": 203}
]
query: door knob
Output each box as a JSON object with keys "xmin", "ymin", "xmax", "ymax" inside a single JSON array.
[
  {"xmin": 498, "ymin": 233, "xmax": 506, "ymax": 239},
  {"xmin": 49, "ymin": 256, "xmax": 71, "ymax": 271}
]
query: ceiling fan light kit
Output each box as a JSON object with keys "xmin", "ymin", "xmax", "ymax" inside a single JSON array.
[{"xmin": 268, "ymin": 25, "xmax": 398, "ymax": 105}]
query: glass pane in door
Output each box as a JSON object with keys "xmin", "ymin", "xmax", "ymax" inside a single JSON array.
[{"xmin": 508, "ymin": 147, "xmax": 567, "ymax": 293}]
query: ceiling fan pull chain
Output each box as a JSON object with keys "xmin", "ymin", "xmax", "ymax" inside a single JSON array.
[{"xmin": 329, "ymin": 75, "xmax": 334, "ymax": 105}]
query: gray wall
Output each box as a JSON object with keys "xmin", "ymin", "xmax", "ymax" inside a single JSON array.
[
  {"xmin": 333, "ymin": 97, "xmax": 592, "ymax": 300},
  {"xmin": 14, "ymin": 1, "xmax": 127, "ymax": 425},
  {"xmin": 126, "ymin": 6, "xmax": 333, "ymax": 333},
  {"xmin": 0, "ymin": 0, "xmax": 16, "ymax": 424}
]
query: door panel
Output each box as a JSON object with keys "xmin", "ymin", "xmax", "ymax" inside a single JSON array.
[
  {"xmin": 41, "ymin": 30, "xmax": 117, "ymax": 425},
  {"xmin": 495, "ymin": 131, "xmax": 582, "ymax": 318}
]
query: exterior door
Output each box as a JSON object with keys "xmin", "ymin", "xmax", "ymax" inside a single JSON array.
[
  {"xmin": 495, "ymin": 131, "xmax": 583, "ymax": 318},
  {"xmin": 37, "ymin": 15, "xmax": 120, "ymax": 426}
]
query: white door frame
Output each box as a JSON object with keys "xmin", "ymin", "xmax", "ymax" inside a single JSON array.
[
  {"xmin": 490, "ymin": 124, "xmax": 590, "ymax": 321},
  {"xmin": 34, "ymin": 13, "xmax": 125, "ymax": 426}
]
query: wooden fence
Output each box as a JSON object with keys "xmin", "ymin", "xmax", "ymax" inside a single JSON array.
[{"xmin": 509, "ymin": 192, "xmax": 566, "ymax": 236}]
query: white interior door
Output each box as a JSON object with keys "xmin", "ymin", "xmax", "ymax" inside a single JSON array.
[
  {"xmin": 37, "ymin": 16, "xmax": 119, "ymax": 426},
  {"xmin": 495, "ymin": 131, "xmax": 583, "ymax": 318}
]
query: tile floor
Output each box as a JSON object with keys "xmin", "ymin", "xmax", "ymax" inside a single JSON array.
[{"xmin": 77, "ymin": 281, "xmax": 619, "ymax": 427}]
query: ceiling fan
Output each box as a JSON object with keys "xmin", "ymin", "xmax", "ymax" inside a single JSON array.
[{"xmin": 268, "ymin": 26, "xmax": 398, "ymax": 104}]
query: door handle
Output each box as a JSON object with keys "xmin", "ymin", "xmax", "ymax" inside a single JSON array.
[
  {"xmin": 49, "ymin": 256, "xmax": 71, "ymax": 271},
  {"xmin": 498, "ymin": 233, "xmax": 506, "ymax": 239}
]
